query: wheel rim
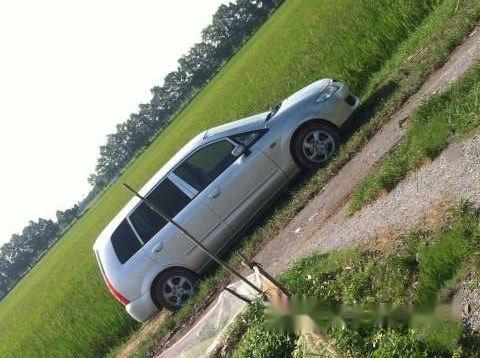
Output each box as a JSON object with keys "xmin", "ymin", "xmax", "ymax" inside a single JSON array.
[
  {"xmin": 162, "ymin": 275, "xmax": 194, "ymax": 308},
  {"xmin": 302, "ymin": 129, "xmax": 336, "ymax": 164}
]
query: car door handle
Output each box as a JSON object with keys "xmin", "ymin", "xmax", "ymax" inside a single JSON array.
[
  {"xmin": 151, "ymin": 242, "xmax": 164, "ymax": 254},
  {"xmin": 208, "ymin": 188, "xmax": 221, "ymax": 199}
]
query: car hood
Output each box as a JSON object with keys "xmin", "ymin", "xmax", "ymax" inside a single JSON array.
[{"xmin": 285, "ymin": 79, "xmax": 331, "ymax": 104}]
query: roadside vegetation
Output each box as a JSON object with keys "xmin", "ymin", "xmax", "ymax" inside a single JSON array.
[
  {"xmin": 119, "ymin": 1, "xmax": 480, "ymax": 356},
  {"xmin": 0, "ymin": 0, "xmax": 479, "ymax": 357},
  {"xmin": 230, "ymin": 202, "xmax": 480, "ymax": 357},
  {"xmin": 348, "ymin": 62, "xmax": 480, "ymax": 214}
]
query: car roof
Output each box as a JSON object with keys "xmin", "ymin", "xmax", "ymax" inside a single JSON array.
[{"xmin": 93, "ymin": 112, "xmax": 268, "ymax": 249}]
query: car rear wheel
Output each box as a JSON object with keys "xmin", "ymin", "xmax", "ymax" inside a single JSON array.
[
  {"xmin": 292, "ymin": 122, "xmax": 340, "ymax": 170},
  {"xmin": 152, "ymin": 268, "xmax": 198, "ymax": 311}
]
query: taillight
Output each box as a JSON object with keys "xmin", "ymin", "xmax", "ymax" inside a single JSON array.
[
  {"xmin": 103, "ymin": 275, "xmax": 130, "ymax": 306},
  {"xmin": 95, "ymin": 250, "xmax": 130, "ymax": 306}
]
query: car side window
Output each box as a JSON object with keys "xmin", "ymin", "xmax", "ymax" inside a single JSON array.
[
  {"xmin": 129, "ymin": 178, "xmax": 191, "ymax": 243},
  {"xmin": 173, "ymin": 140, "xmax": 236, "ymax": 192},
  {"xmin": 129, "ymin": 202, "xmax": 167, "ymax": 244},
  {"xmin": 111, "ymin": 220, "xmax": 142, "ymax": 264}
]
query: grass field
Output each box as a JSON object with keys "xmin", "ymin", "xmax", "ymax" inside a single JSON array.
[
  {"xmin": 231, "ymin": 202, "xmax": 480, "ymax": 357},
  {"xmin": 348, "ymin": 63, "xmax": 480, "ymax": 214},
  {"xmin": 0, "ymin": 0, "xmax": 471, "ymax": 356},
  {"xmin": 116, "ymin": 1, "xmax": 480, "ymax": 354}
]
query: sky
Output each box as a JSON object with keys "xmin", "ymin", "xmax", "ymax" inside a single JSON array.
[{"xmin": 0, "ymin": 0, "xmax": 228, "ymax": 245}]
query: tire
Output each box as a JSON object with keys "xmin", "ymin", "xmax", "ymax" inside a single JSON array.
[
  {"xmin": 292, "ymin": 122, "xmax": 340, "ymax": 170},
  {"xmin": 152, "ymin": 268, "xmax": 199, "ymax": 311}
]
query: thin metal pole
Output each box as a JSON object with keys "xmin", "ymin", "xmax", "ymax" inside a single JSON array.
[
  {"xmin": 237, "ymin": 252, "xmax": 289, "ymax": 297},
  {"xmin": 236, "ymin": 251, "xmax": 254, "ymax": 269},
  {"xmin": 224, "ymin": 287, "xmax": 253, "ymax": 305},
  {"xmin": 123, "ymin": 183, "xmax": 264, "ymax": 296},
  {"xmin": 253, "ymin": 262, "xmax": 290, "ymax": 297}
]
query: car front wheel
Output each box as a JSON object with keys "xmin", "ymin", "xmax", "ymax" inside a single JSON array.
[
  {"xmin": 292, "ymin": 122, "xmax": 340, "ymax": 170},
  {"xmin": 152, "ymin": 268, "xmax": 198, "ymax": 311}
]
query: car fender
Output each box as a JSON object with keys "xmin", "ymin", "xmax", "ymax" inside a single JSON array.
[{"xmin": 265, "ymin": 106, "xmax": 337, "ymax": 172}]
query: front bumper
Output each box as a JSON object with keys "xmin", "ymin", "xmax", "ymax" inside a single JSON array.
[
  {"xmin": 125, "ymin": 290, "xmax": 159, "ymax": 322},
  {"xmin": 323, "ymin": 83, "xmax": 360, "ymax": 129}
]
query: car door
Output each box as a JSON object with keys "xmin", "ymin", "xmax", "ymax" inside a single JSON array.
[
  {"xmin": 127, "ymin": 176, "xmax": 225, "ymax": 270},
  {"xmin": 173, "ymin": 137, "xmax": 285, "ymax": 247}
]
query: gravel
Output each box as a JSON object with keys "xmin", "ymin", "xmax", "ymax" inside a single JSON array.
[
  {"xmin": 304, "ymin": 132, "xmax": 480, "ymax": 255},
  {"xmin": 254, "ymin": 25, "xmax": 480, "ymax": 276},
  {"xmin": 453, "ymin": 281, "xmax": 480, "ymax": 332}
]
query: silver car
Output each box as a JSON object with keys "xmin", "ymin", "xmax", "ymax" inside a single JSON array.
[{"xmin": 93, "ymin": 78, "xmax": 359, "ymax": 321}]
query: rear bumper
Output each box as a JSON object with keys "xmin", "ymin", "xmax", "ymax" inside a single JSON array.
[{"xmin": 125, "ymin": 290, "xmax": 159, "ymax": 322}]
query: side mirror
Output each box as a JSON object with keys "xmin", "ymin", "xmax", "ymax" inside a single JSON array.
[{"xmin": 231, "ymin": 144, "xmax": 250, "ymax": 158}]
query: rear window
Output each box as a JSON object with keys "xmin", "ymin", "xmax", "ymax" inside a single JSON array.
[
  {"xmin": 111, "ymin": 220, "xmax": 141, "ymax": 264},
  {"xmin": 129, "ymin": 178, "xmax": 191, "ymax": 243}
]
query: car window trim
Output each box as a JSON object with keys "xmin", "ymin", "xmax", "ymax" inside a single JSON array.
[
  {"xmin": 127, "ymin": 175, "xmax": 190, "ymax": 215},
  {"xmin": 111, "ymin": 219, "xmax": 143, "ymax": 264},
  {"xmin": 126, "ymin": 216, "xmax": 145, "ymax": 245},
  {"xmin": 171, "ymin": 137, "xmax": 239, "ymax": 192},
  {"xmin": 167, "ymin": 172, "xmax": 198, "ymax": 199},
  {"xmin": 124, "ymin": 137, "xmax": 239, "ymax": 244},
  {"xmin": 172, "ymin": 137, "xmax": 238, "ymax": 173},
  {"xmin": 126, "ymin": 177, "xmax": 192, "ymax": 244}
]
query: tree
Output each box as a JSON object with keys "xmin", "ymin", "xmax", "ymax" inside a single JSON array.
[
  {"xmin": 87, "ymin": 0, "xmax": 286, "ymax": 191},
  {"xmin": 56, "ymin": 205, "xmax": 79, "ymax": 230},
  {"xmin": 0, "ymin": 218, "xmax": 60, "ymax": 299},
  {"xmin": 179, "ymin": 42, "xmax": 220, "ymax": 88}
]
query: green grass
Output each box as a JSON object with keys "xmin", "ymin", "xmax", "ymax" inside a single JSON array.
[
  {"xmin": 1, "ymin": 0, "xmax": 478, "ymax": 357},
  {"xmin": 118, "ymin": 2, "xmax": 480, "ymax": 355},
  {"xmin": 348, "ymin": 63, "xmax": 480, "ymax": 214},
  {"xmin": 232, "ymin": 302, "xmax": 297, "ymax": 358},
  {"xmin": 230, "ymin": 202, "xmax": 480, "ymax": 357}
]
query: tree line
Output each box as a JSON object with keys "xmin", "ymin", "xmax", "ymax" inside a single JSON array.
[
  {"xmin": 0, "ymin": 0, "xmax": 284, "ymax": 300},
  {"xmin": 87, "ymin": 0, "xmax": 283, "ymax": 189},
  {"xmin": 0, "ymin": 206, "xmax": 79, "ymax": 298}
]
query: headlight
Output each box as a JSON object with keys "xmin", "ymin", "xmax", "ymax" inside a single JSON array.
[{"xmin": 315, "ymin": 84, "xmax": 339, "ymax": 103}]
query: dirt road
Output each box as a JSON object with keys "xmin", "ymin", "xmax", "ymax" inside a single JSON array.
[
  {"xmin": 146, "ymin": 25, "xmax": 480, "ymax": 357},
  {"xmin": 254, "ymin": 25, "xmax": 480, "ymax": 276}
]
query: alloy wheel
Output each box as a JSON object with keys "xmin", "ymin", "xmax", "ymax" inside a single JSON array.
[
  {"xmin": 162, "ymin": 275, "xmax": 194, "ymax": 308},
  {"xmin": 302, "ymin": 129, "xmax": 336, "ymax": 164}
]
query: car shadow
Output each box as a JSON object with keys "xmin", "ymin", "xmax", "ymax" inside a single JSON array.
[
  {"xmin": 460, "ymin": 325, "xmax": 480, "ymax": 354},
  {"xmin": 201, "ymin": 171, "xmax": 316, "ymax": 276},
  {"xmin": 341, "ymin": 80, "xmax": 399, "ymax": 137}
]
